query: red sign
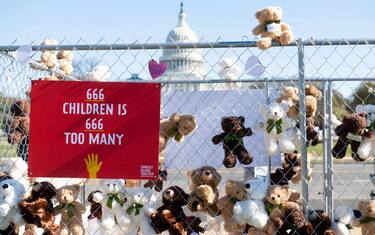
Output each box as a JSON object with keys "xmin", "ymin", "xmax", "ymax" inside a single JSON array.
[{"xmin": 29, "ymin": 80, "xmax": 160, "ymax": 179}]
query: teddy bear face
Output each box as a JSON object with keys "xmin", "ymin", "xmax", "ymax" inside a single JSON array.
[
  {"xmin": 174, "ymin": 114, "xmax": 197, "ymax": 136},
  {"xmin": 305, "ymin": 85, "xmax": 322, "ymax": 99},
  {"xmin": 189, "ymin": 166, "xmax": 221, "ymax": 188},
  {"xmin": 101, "ymin": 179, "xmax": 124, "ymax": 194},
  {"xmin": 56, "ymin": 185, "xmax": 80, "ymax": 204},
  {"xmin": 221, "ymin": 116, "xmax": 245, "ymax": 133},
  {"xmin": 255, "ymin": 6, "xmax": 283, "ymax": 23},
  {"xmin": 244, "ymin": 177, "xmax": 267, "ymax": 200},
  {"xmin": 225, "ymin": 180, "xmax": 247, "ymax": 201},
  {"xmin": 260, "ymin": 102, "xmax": 289, "ymax": 121},
  {"xmin": 342, "ymin": 113, "xmax": 367, "ymax": 134},
  {"xmin": 31, "ymin": 181, "xmax": 56, "ymax": 200},
  {"xmin": 0, "ymin": 179, "xmax": 25, "ymax": 203},
  {"xmin": 162, "ymin": 186, "xmax": 189, "ymax": 207},
  {"xmin": 266, "ymin": 185, "xmax": 293, "ymax": 205},
  {"xmin": 128, "ymin": 188, "xmax": 153, "ymax": 204},
  {"xmin": 358, "ymin": 200, "xmax": 375, "ymax": 218},
  {"xmin": 356, "ymin": 104, "xmax": 375, "ymax": 127},
  {"xmin": 278, "ymin": 86, "xmax": 299, "ymax": 103},
  {"xmin": 10, "ymin": 100, "xmax": 30, "ymax": 117}
]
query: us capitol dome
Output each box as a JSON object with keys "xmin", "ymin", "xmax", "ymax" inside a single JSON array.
[{"xmin": 159, "ymin": 3, "xmax": 206, "ymax": 89}]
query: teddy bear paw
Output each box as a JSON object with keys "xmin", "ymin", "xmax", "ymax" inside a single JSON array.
[{"xmin": 257, "ymin": 38, "xmax": 272, "ymax": 50}]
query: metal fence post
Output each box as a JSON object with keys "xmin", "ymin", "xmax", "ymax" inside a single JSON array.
[
  {"xmin": 297, "ymin": 38, "xmax": 309, "ymax": 215},
  {"xmin": 265, "ymin": 77, "xmax": 272, "ymax": 182},
  {"xmin": 322, "ymin": 80, "xmax": 328, "ymax": 213},
  {"xmin": 326, "ymin": 81, "xmax": 334, "ymax": 218}
]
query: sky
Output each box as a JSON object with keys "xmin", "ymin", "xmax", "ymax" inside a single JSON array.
[{"xmin": 1, "ymin": 0, "xmax": 374, "ymax": 44}]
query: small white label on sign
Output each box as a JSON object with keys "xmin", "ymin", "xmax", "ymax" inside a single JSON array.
[
  {"xmin": 347, "ymin": 133, "xmax": 362, "ymax": 142},
  {"xmin": 267, "ymin": 23, "xmax": 281, "ymax": 33}
]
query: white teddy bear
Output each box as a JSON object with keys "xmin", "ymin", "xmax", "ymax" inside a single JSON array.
[
  {"xmin": 259, "ymin": 102, "xmax": 299, "ymax": 156},
  {"xmin": 331, "ymin": 205, "xmax": 355, "ymax": 235},
  {"xmin": 0, "ymin": 178, "xmax": 25, "ymax": 231},
  {"xmin": 355, "ymin": 104, "xmax": 375, "ymax": 160},
  {"xmin": 90, "ymin": 179, "xmax": 129, "ymax": 230},
  {"xmin": 0, "ymin": 157, "xmax": 29, "ymax": 190},
  {"xmin": 124, "ymin": 187, "xmax": 156, "ymax": 235},
  {"xmin": 217, "ymin": 58, "xmax": 242, "ymax": 89},
  {"xmin": 233, "ymin": 177, "xmax": 269, "ymax": 229}
]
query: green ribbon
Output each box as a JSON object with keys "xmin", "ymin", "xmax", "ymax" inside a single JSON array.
[
  {"xmin": 106, "ymin": 193, "xmax": 125, "ymax": 209},
  {"xmin": 167, "ymin": 125, "xmax": 183, "ymax": 141},
  {"xmin": 360, "ymin": 216, "xmax": 375, "ymax": 224},
  {"xmin": 264, "ymin": 20, "xmax": 281, "ymax": 31},
  {"xmin": 266, "ymin": 119, "xmax": 283, "ymax": 134},
  {"xmin": 265, "ymin": 203, "xmax": 282, "ymax": 215},
  {"xmin": 223, "ymin": 133, "xmax": 244, "ymax": 145},
  {"xmin": 228, "ymin": 197, "xmax": 238, "ymax": 204},
  {"xmin": 55, "ymin": 203, "xmax": 75, "ymax": 219},
  {"xmin": 126, "ymin": 203, "xmax": 144, "ymax": 216}
]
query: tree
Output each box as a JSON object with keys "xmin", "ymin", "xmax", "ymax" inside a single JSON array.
[{"xmin": 346, "ymin": 82, "xmax": 375, "ymax": 111}]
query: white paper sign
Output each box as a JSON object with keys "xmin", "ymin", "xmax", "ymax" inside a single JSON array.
[
  {"xmin": 162, "ymin": 89, "xmax": 281, "ymax": 170},
  {"xmin": 267, "ymin": 23, "xmax": 282, "ymax": 33}
]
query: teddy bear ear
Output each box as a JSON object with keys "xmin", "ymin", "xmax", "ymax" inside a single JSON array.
[
  {"xmin": 239, "ymin": 116, "xmax": 245, "ymax": 123},
  {"xmin": 358, "ymin": 200, "xmax": 367, "ymax": 212},
  {"xmin": 226, "ymin": 179, "xmax": 234, "ymax": 187},
  {"xmin": 355, "ymin": 105, "xmax": 366, "ymax": 113},
  {"xmin": 170, "ymin": 113, "xmax": 180, "ymax": 123},
  {"xmin": 72, "ymin": 184, "xmax": 81, "ymax": 194},
  {"xmin": 255, "ymin": 9, "xmax": 262, "ymax": 19}
]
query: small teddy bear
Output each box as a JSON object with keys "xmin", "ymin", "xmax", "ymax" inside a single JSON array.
[
  {"xmin": 187, "ymin": 166, "xmax": 222, "ymax": 217},
  {"xmin": 282, "ymin": 151, "xmax": 313, "ymax": 184},
  {"xmin": 217, "ymin": 58, "xmax": 242, "ymax": 89},
  {"xmin": 18, "ymin": 181, "xmax": 59, "ymax": 234},
  {"xmin": 308, "ymin": 210, "xmax": 335, "ymax": 235},
  {"xmin": 124, "ymin": 187, "xmax": 156, "ymax": 234},
  {"xmin": 260, "ymin": 102, "xmax": 299, "ymax": 156},
  {"xmin": 151, "ymin": 185, "xmax": 203, "ymax": 235},
  {"xmin": 252, "ymin": 6, "xmax": 293, "ymax": 50},
  {"xmin": 332, "ymin": 112, "xmax": 369, "ymax": 161},
  {"xmin": 54, "ymin": 184, "xmax": 86, "ymax": 235},
  {"xmin": 354, "ymin": 200, "xmax": 375, "ymax": 235},
  {"xmin": 90, "ymin": 179, "xmax": 129, "ymax": 230},
  {"xmin": 355, "ymin": 104, "xmax": 375, "ymax": 161},
  {"xmin": 331, "ymin": 205, "xmax": 355, "ymax": 235},
  {"xmin": 278, "ymin": 207, "xmax": 314, "ymax": 235},
  {"xmin": 143, "ymin": 168, "xmax": 168, "ymax": 192},
  {"xmin": 159, "ymin": 113, "xmax": 197, "ymax": 153},
  {"xmin": 0, "ymin": 178, "xmax": 26, "ymax": 232},
  {"xmin": 87, "ymin": 190, "xmax": 103, "ymax": 220},
  {"xmin": 263, "ymin": 185, "xmax": 301, "ymax": 234},
  {"xmin": 216, "ymin": 180, "xmax": 247, "ymax": 233},
  {"xmin": 212, "ymin": 116, "xmax": 253, "ymax": 168},
  {"xmin": 233, "ymin": 177, "xmax": 269, "ymax": 230}
]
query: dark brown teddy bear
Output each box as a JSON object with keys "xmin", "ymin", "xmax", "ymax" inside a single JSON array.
[
  {"xmin": 151, "ymin": 186, "xmax": 204, "ymax": 235},
  {"xmin": 278, "ymin": 207, "xmax": 314, "ymax": 235},
  {"xmin": 87, "ymin": 190, "xmax": 102, "ymax": 220},
  {"xmin": 212, "ymin": 116, "xmax": 253, "ymax": 168},
  {"xmin": 308, "ymin": 210, "xmax": 336, "ymax": 235},
  {"xmin": 332, "ymin": 112, "xmax": 369, "ymax": 161},
  {"xmin": 19, "ymin": 181, "xmax": 59, "ymax": 235}
]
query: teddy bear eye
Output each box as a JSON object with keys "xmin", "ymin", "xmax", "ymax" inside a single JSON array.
[
  {"xmin": 277, "ymin": 195, "xmax": 280, "ymax": 197},
  {"xmin": 236, "ymin": 191, "xmax": 240, "ymax": 194}
]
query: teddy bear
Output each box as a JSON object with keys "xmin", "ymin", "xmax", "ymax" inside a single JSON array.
[
  {"xmin": 123, "ymin": 187, "xmax": 156, "ymax": 234},
  {"xmin": 252, "ymin": 6, "xmax": 293, "ymax": 50},
  {"xmin": 331, "ymin": 205, "xmax": 355, "ymax": 235},
  {"xmin": 233, "ymin": 177, "xmax": 269, "ymax": 230},
  {"xmin": 143, "ymin": 168, "xmax": 168, "ymax": 192},
  {"xmin": 212, "ymin": 116, "xmax": 253, "ymax": 168},
  {"xmin": 353, "ymin": 200, "xmax": 375, "ymax": 235},
  {"xmin": 0, "ymin": 178, "xmax": 26, "ymax": 232},
  {"xmin": 87, "ymin": 190, "xmax": 102, "ymax": 220},
  {"xmin": 263, "ymin": 185, "xmax": 301, "ymax": 234},
  {"xmin": 216, "ymin": 180, "xmax": 247, "ymax": 233},
  {"xmin": 18, "ymin": 181, "xmax": 59, "ymax": 235},
  {"xmin": 0, "ymin": 157, "xmax": 29, "ymax": 190},
  {"xmin": 150, "ymin": 185, "xmax": 204, "ymax": 235},
  {"xmin": 159, "ymin": 113, "xmax": 197, "ymax": 153},
  {"xmin": 308, "ymin": 210, "xmax": 335, "ymax": 235},
  {"xmin": 90, "ymin": 179, "xmax": 129, "ymax": 230},
  {"xmin": 306, "ymin": 117, "xmax": 320, "ymax": 146},
  {"xmin": 0, "ymin": 174, "xmax": 18, "ymax": 235},
  {"xmin": 282, "ymin": 151, "xmax": 313, "ymax": 184},
  {"xmin": 278, "ymin": 207, "xmax": 314, "ymax": 235},
  {"xmin": 187, "ymin": 166, "xmax": 222, "ymax": 217},
  {"xmin": 54, "ymin": 184, "xmax": 86, "ymax": 235},
  {"xmin": 259, "ymin": 102, "xmax": 299, "ymax": 156},
  {"xmin": 354, "ymin": 104, "xmax": 375, "ymax": 161},
  {"xmin": 217, "ymin": 58, "xmax": 242, "ymax": 89},
  {"xmin": 332, "ymin": 112, "xmax": 369, "ymax": 161}
]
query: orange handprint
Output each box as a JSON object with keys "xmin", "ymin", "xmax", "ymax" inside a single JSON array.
[{"xmin": 84, "ymin": 153, "xmax": 103, "ymax": 178}]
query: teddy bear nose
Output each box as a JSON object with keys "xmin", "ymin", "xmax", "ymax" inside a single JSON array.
[
  {"xmin": 272, "ymin": 196, "xmax": 275, "ymax": 200},
  {"xmin": 2, "ymin": 184, "xmax": 8, "ymax": 189},
  {"xmin": 204, "ymin": 171, "xmax": 210, "ymax": 176},
  {"xmin": 245, "ymin": 183, "xmax": 250, "ymax": 189},
  {"xmin": 165, "ymin": 190, "xmax": 171, "ymax": 195},
  {"xmin": 274, "ymin": 112, "xmax": 278, "ymax": 115}
]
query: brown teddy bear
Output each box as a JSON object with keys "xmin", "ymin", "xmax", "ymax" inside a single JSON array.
[
  {"xmin": 19, "ymin": 181, "xmax": 59, "ymax": 235},
  {"xmin": 216, "ymin": 180, "xmax": 247, "ymax": 233},
  {"xmin": 354, "ymin": 200, "xmax": 375, "ymax": 235},
  {"xmin": 212, "ymin": 116, "xmax": 253, "ymax": 168},
  {"xmin": 54, "ymin": 184, "xmax": 86, "ymax": 235},
  {"xmin": 187, "ymin": 166, "xmax": 222, "ymax": 217},
  {"xmin": 150, "ymin": 185, "xmax": 204, "ymax": 235},
  {"xmin": 87, "ymin": 190, "xmax": 102, "ymax": 220},
  {"xmin": 332, "ymin": 112, "xmax": 369, "ymax": 161},
  {"xmin": 252, "ymin": 6, "xmax": 293, "ymax": 50},
  {"xmin": 143, "ymin": 168, "xmax": 168, "ymax": 192},
  {"xmin": 278, "ymin": 207, "xmax": 314, "ymax": 235},
  {"xmin": 159, "ymin": 113, "xmax": 197, "ymax": 153},
  {"xmin": 263, "ymin": 185, "xmax": 301, "ymax": 234},
  {"xmin": 308, "ymin": 210, "xmax": 335, "ymax": 235}
]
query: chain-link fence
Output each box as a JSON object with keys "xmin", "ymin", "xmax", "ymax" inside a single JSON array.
[{"xmin": 0, "ymin": 39, "xmax": 374, "ymax": 234}]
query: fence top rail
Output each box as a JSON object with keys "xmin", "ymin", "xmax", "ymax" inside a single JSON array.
[{"xmin": 0, "ymin": 39, "xmax": 374, "ymax": 52}]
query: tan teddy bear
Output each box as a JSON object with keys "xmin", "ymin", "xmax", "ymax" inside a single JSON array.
[
  {"xmin": 252, "ymin": 6, "xmax": 293, "ymax": 50},
  {"xmin": 263, "ymin": 185, "xmax": 301, "ymax": 234},
  {"xmin": 54, "ymin": 184, "xmax": 86, "ymax": 235},
  {"xmin": 216, "ymin": 180, "xmax": 247, "ymax": 233},
  {"xmin": 187, "ymin": 166, "xmax": 222, "ymax": 217},
  {"xmin": 159, "ymin": 113, "xmax": 197, "ymax": 153},
  {"xmin": 354, "ymin": 200, "xmax": 375, "ymax": 235}
]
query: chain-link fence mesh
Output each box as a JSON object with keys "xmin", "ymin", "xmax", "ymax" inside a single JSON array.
[{"xmin": 0, "ymin": 39, "xmax": 374, "ymax": 234}]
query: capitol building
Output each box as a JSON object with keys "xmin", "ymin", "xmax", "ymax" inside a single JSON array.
[{"xmin": 159, "ymin": 3, "xmax": 207, "ymax": 90}]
